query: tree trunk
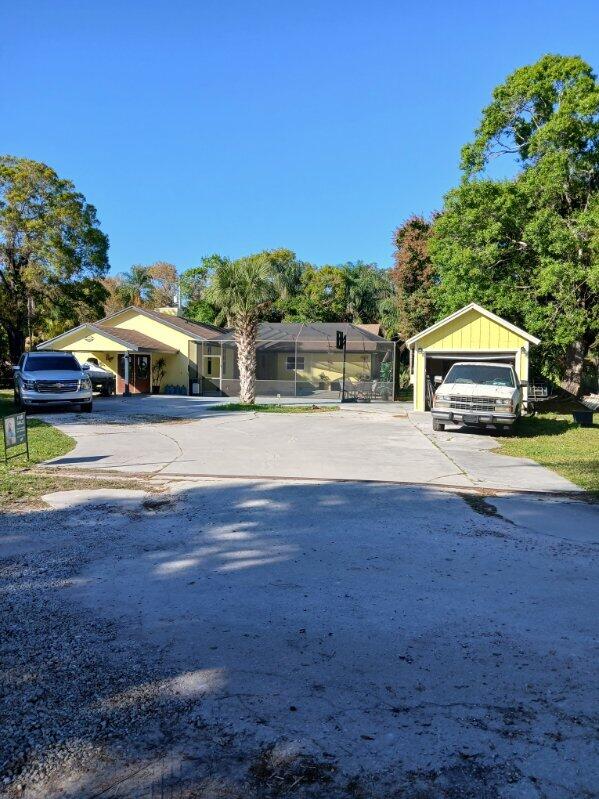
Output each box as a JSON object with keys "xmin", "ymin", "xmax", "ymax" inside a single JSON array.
[
  {"xmin": 5, "ymin": 324, "xmax": 26, "ymax": 365},
  {"xmin": 560, "ymin": 340, "xmax": 587, "ymax": 397},
  {"xmin": 236, "ymin": 320, "xmax": 257, "ymax": 404}
]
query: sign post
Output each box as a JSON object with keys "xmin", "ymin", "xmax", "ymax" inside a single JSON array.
[
  {"xmin": 3, "ymin": 412, "xmax": 29, "ymax": 465},
  {"xmin": 336, "ymin": 330, "xmax": 347, "ymax": 402}
]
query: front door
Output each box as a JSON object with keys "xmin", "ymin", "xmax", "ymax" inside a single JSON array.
[{"xmin": 117, "ymin": 354, "xmax": 152, "ymax": 394}]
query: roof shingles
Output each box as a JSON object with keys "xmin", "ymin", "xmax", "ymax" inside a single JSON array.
[{"xmin": 97, "ymin": 326, "xmax": 179, "ymax": 353}]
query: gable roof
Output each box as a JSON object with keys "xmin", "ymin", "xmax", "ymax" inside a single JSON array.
[
  {"xmin": 99, "ymin": 306, "xmax": 224, "ymax": 340},
  {"xmin": 97, "ymin": 326, "xmax": 179, "ymax": 352},
  {"xmin": 38, "ymin": 323, "xmax": 179, "ymax": 353},
  {"xmin": 404, "ymin": 303, "xmax": 540, "ymax": 347}
]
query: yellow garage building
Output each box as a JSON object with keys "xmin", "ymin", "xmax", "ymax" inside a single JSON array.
[{"xmin": 406, "ymin": 303, "xmax": 540, "ymax": 411}]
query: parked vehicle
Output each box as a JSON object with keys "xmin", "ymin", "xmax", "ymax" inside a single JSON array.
[
  {"xmin": 82, "ymin": 357, "xmax": 115, "ymax": 396},
  {"xmin": 13, "ymin": 351, "xmax": 93, "ymax": 412},
  {"xmin": 431, "ymin": 362, "xmax": 525, "ymax": 432}
]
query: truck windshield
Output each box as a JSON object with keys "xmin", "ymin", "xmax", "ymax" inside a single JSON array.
[
  {"xmin": 25, "ymin": 355, "xmax": 81, "ymax": 372},
  {"xmin": 444, "ymin": 364, "xmax": 515, "ymax": 387}
]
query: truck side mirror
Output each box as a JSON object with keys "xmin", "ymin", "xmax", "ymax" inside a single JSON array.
[
  {"xmin": 434, "ymin": 375, "xmax": 443, "ymax": 385},
  {"xmin": 520, "ymin": 379, "xmax": 528, "ymax": 387},
  {"xmin": 81, "ymin": 363, "xmax": 91, "ymax": 371},
  {"xmin": 12, "ymin": 365, "xmax": 20, "ymax": 372}
]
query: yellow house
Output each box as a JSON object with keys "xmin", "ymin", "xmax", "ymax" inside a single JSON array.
[
  {"xmin": 39, "ymin": 314, "xmax": 396, "ymax": 400},
  {"xmin": 38, "ymin": 307, "xmax": 223, "ymax": 395},
  {"xmin": 405, "ymin": 303, "xmax": 540, "ymax": 411}
]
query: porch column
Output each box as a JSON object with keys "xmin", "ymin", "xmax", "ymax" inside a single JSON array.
[{"xmin": 123, "ymin": 352, "xmax": 130, "ymax": 396}]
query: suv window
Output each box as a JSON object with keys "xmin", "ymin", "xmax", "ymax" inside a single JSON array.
[
  {"xmin": 25, "ymin": 354, "xmax": 81, "ymax": 372},
  {"xmin": 444, "ymin": 364, "xmax": 515, "ymax": 388}
]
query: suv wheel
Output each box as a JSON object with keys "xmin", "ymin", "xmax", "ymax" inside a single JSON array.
[
  {"xmin": 81, "ymin": 401, "xmax": 93, "ymax": 413},
  {"xmin": 432, "ymin": 418, "xmax": 445, "ymax": 432}
]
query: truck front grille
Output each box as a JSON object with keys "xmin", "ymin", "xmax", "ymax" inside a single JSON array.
[
  {"xmin": 449, "ymin": 396, "xmax": 496, "ymax": 412},
  {"xmin": 35, "ymin": 380, "xmax": 80, "ymax": 393}
]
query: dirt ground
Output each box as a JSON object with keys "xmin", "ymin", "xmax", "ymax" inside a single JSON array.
[{"xmin": 1, "ymin": 478, "xmax": 598, "ymax": 798}]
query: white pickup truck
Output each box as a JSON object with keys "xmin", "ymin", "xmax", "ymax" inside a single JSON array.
[{"xmin": 431, "ymin": 361, "xmax": 526, "ymax": 432}]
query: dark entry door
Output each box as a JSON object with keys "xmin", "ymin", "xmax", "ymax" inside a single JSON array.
[{"xmin": 117, "ymin": 354, "xmax": 152, "ymax": 394}]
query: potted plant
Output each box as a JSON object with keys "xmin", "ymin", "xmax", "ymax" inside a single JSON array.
[
  {"xmin": 318, "ymin": 371, "xmax": 330, "ymax": 390},
  {"xmin": 151, "ymin": 357, "xmax": 166, "ymax": 394}
]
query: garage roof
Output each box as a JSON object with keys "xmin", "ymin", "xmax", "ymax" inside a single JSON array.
[{"xmin": 405, "ymin": 303, "xmax": 540, "ymax": 347}]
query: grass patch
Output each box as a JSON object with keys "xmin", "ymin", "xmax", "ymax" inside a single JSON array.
[
  {"xmin": 209, "ymin": 403, "xmax": 338, "ymax": 413},
  {"xmin": 497, "ymin": 412, "xmax": 599, "ymax": 495},
  {"xmin": 0, "ymin": 389, "xmax": 76, "ymax": 507}
]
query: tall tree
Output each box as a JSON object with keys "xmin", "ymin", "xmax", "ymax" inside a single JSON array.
[
  {"xmin": 148, "ymin": 261, "xmax": 178, "ymax": 308},
  {"xmin": 296, "ymin": 265, "xmax": 348, "ymax": 322},
  {"xmin": 181, "ymin": 254, "xmax": 232, "ymax": 323},
  {"xmin": 431, "ymin": 55, "xmax": 599, "ymax": 394},
  {"xmin": 0, "ymin": 156, "xmax": 109, "ymax": 362},
  {"xmin": 390, "ymin": 216, "xmax": 438, "ymax": 340},
  {"xmin": 116, "ymin": 265, "xmax": 155, "ymax": 307},
  {"xmin": 206, "ymin": 254, "xmax": 277, "ymax": 403},
  {"xmin": 343, "ymin": 261, "xmax": 393, "ymax": 325}
]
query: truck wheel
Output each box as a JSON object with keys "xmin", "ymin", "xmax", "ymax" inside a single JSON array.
[
  {"xmin": 432, "ymin": 419, "xmax": 445, "ymax": 432},
  {"xmin": 81, "ymin": 401, "xmax": 93, "ymax": 413}
]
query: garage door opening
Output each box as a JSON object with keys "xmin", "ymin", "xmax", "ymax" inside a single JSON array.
[{"xmin": 424, "ymin": 353, "xmax": 517, "ymax": 410}]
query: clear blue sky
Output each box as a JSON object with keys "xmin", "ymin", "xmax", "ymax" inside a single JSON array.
[{"xmin": 2, "ymin": 0, "xmax": 598, "ymax": 274}]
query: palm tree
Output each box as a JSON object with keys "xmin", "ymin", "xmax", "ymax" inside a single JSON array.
[
  {"xmin": 117, "ymin": 265, "xmax": 155, "ymax": 307},
  {"xmin": 207, "ymin": 255, "xmax": 276, "ymax": 404}
]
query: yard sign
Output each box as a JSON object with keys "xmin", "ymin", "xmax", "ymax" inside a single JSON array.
[{"xmin": 3, "ymin": 412, "xmax": 29, "ymax": 464}]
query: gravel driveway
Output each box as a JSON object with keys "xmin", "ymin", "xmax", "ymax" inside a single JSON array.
[{"xmin": 2, "ymin": 479, "xmax": 598, "ymax": 798}]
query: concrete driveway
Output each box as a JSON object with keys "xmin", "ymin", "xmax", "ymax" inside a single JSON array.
[
  {"xmin": 2, "ymin": 479, "xmax": 598, "ymax": 798},
  {"xmin": 43, "ymin": 395, "xmax": 579, "ymax": 493}
]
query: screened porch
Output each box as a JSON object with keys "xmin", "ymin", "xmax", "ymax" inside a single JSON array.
[{"xmin": 187, "ymin": 322, "xmax": 396, "ymax": 401}]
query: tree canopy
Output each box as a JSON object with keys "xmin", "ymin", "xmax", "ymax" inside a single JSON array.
[
  {"xmin": 429, "ymin": 54, "xmax": 599, "ymax": 394},
  {"xmin": 390, "ymin": 216, "xmax": 437, "ymax": 340},
  {"xmin": 0, "ymin": 156, "xmax": 109, "ymax": 361}
]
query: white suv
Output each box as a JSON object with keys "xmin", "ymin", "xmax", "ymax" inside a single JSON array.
[
  {"xmin": 431, "ymin": 362, "xmax": 524, "ymax": 432},
  {"xmin": 14, "ymin": 351, "xmax": 93, "ymax": 412}
]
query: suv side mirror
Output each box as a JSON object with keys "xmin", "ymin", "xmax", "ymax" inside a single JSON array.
[
  {"xmin": 12, "ymin": 365, "xmax": 20, "ymax": 372},
  {"xmin": 434, "ymin": 375, "xmax": 443, "ymax": 385},
  {"xmin": 82, "ymin": 363, "xmax": 91, "ymax": 371},
  {"xmin": 519, "ymin": 379, "xmax": 528, "ymax": 387}
]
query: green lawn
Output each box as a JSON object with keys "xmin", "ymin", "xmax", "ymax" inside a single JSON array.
[
  {"xmin": 0, "ymin": 390, "xmax": 76, "ymax": 505},
  {"xmin": 497, "ymin": 412, "xmax": 599, "ymax": 495},
  {"xmin": 209, "ymin": 403, "xmax": 338, "ymax": 413}
]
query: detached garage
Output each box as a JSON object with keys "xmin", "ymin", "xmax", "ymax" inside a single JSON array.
[{"xmin": 406, "ymin": 303, "xmax": 540, "ymax": 411}]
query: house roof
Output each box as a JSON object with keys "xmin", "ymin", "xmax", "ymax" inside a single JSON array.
[
  {"xmin": 355, "ymin": 323, "xmax": 382, "ymax": 336},
  {"xmin": 215, "ymin": 321, "xmax": 389, "ymax": 344},
  {"xmin": 404, "ymin": 303, "xmax": 541, "ymax": 347},
  {"xmin": 97, "ymin": 326, "xmax": 179, "ymax": 352},
  {"xmin": 38, "ymin": 323, "xmax": 179, "ymax": 353},
  {"xmin": 98, "ymin": 306, "xmax": 224, "ymax": 340}
]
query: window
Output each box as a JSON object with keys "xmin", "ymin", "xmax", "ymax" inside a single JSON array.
[
  {"xmin": 286, "ymin": 356, "xmax": 305, "ymax": 371},
  {"xmin": 25, "ymin": 354, "xmax": 81, "ymax": 372},
  {"xmin": 444, "ymin": 364, "xmax": 515, "ymax": 388}
]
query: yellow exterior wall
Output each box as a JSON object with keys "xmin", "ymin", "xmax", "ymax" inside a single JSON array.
[
  {"xmin": 109, "ymin": 309, "xmax": 189, "ymax": 353},
  {"xmin": 221, "ymin": 350, "xmax": 374, "ymax": 383},
  {"xmin": 108, "ymin": 309, "xmax": 193, "ymax": 390},
  {"xmin": 411, "ymin": 309, "xmax": 531, "ymax": 411},
  {"xmin": 417, "ymin": 308, "xmax": 527, "ymax": 351},
  {"xmin": 52, "ymin": 329, "xmax": 128, "ymax": 354}
]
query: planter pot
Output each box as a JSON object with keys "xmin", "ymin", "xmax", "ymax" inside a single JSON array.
[{"xmin": 572, "ymin": 410, "xmax": 594, "ymax": 427}]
